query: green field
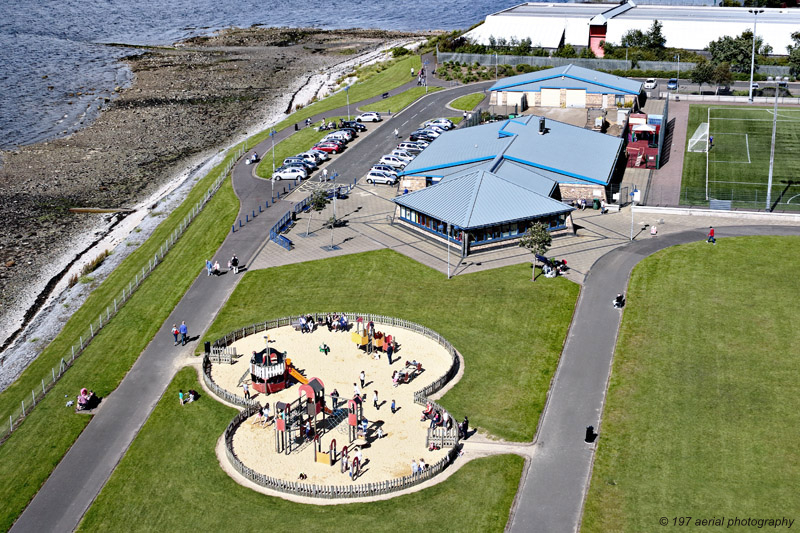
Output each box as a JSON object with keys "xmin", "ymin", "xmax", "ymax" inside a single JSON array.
[
  {"xmin": 583, "ymin": 236, "xmax": 800, "ymax": 532},
  {"xmin": 449, "ymin": 92, "xmax": 485, "ymax": 111},
  {"xmin": 201, "ymin": 249, "xmax": 578, "ymax": 442},
  {"xmin": 681, "ymin": 106, "xmax": 800, "ymax": 209},
  {"xmin": 360, "ymin": 86, "xmax": 442, "ymax": 113},
  {"xmin": 78, "ymin": 367, "xmax": 524, "ymax": 532}
]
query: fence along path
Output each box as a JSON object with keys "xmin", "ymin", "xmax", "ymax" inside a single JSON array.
[{"xmin": 203, "ymin": 312, "xmax": 462, "ymax": 499}]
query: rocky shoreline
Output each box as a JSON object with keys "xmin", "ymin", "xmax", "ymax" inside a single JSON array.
[{"xmin": 0, "ymin": 26, "xmax": 424, "ymax": 387}]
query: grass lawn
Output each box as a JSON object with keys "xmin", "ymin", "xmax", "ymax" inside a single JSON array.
[
  {"xmin": 360, "ymin": 86, "xmax": 442, "ymax": 113},
  {"xmin": 0, "ymin": 178, "xmax": 239, "ymax": 531},
  {"xmin": 583, "ymin": 236, "xmax": 800, "ymax": 532},
  {"xmin": 681, "ymin": 105, "xmax": 800, "ymax": 208},
  {"xmin": 449, "ymin": 92, "xmax": 485, "ymax": 111},
  {"xmin": 79, "ymin": 367, "xmax": 524, "ymax": 532},
  {"xmin": 201, "ymin": 249, "xmax": 578, "ymax": 442}
]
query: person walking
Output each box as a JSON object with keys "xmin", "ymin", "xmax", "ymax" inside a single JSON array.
[
  {"xmin": 322, "ymin": 168, "xmax": 328, "ymax": 181},
  {"xmin": 373, "ymin": 390, "xmax": 379, "ymax": 410},
  {"xmin": 179, "ymin": 321, "xmax": 188, "ymax": 346},
  {"xmin": 359, "ymin": 370, "xmax": 366, "ymax": 388},
  {"xmin": 707, "ymin": 226, "xmax": 716, "ymax": 244},
  {"xmin": 386, "ymin": 342, "xmax": 393, "ymax": 364},
  {"xmin": 179, "ymin": 389, "xmax": 185, "ymax": 406},
  {"xmin": 205, "ymin": 260, "xmax": 213, "ymax": 276},
  {"xmin": 391, "ymin": 399, "xmax": 396, "ymax": 414},
  {"xmin": 171, "ymin": 324, "xmax": 179, "ymax": 346},
  {"xmin": 393, "ymin": 128, "xmax": 399, "ymax": 138},
  {"xmin": 242, "ymin": 382, "xmax": 250, "ymax": 400},
  {"xmin": 353, "ymin": 382, "xmax": 361, "ymax": 398},
  {"xmin": 230, "ymin": 254, "xmax": 239, "ymax": 274}
]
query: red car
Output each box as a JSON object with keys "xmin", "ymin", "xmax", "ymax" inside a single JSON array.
[{"xmin": 313, "ymin": 142, "xmax": 343, "ymax": 153}]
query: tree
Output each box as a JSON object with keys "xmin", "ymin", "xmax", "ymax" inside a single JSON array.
[
  {"xmin": 691, "ymin": 58, "xmax": 716, "ymax": 93},
  {"xmin": 620, "ymin": 29, "xmax": 648, "ymax": 49},
  {"xmin": 519, "ymin": 222, "xmax": 552, "ymax": 281},
  {"xmin": 554, "ymin": 43, "xmax": 577, "ymax": 58},
  {"xmin": 707, "ymin": 30, "xmax": 772, "ymax": 73},
  {"xmin": 620, "ymin": 20, "xmax": 666, "ymax": 53},
  {"xmin": 305, "ymin": 189, "xmax": 330, "ymax": 236},
  {"xmin": 713, "ymin": 62, "xmax": 734, "ymax": 93},
  {"xmin": 787, "ymin": 31, "xmax": 800, "ymax": 77}
]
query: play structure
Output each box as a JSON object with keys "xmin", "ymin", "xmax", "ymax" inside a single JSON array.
[
  {"xmin": 250, "ymin": 347, "xmax": 308, "ymax": 395},
  {"xmin": 351, "ymin": 317, "xmax": 394, "ymax": 356}
]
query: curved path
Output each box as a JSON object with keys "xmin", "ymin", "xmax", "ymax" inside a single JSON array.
[
  {"xmin": 9, "ymin": 62, "xmax": 486, "ymax": 533},
  {"xmin": 507, "ymin": 225, "xmax": 800, "ymax": 533}
]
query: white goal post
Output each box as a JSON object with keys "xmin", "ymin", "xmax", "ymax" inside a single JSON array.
[{"xmin": 688, "ymin": 122, "xmax": 709, "ymax": 152}]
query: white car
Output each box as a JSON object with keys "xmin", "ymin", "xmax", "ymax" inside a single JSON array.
[
  {"xmin": 378, "ymin": 155, "xmax": 407, "ymax": 169},
  {"xmin": 356, "ymin": 112, "xmax": 382, "ymax": 122},
  {"xmin": 365, "ymin": 171, "xmax": 398, "ymax": 185},
  {"xmin": 272, "ymin": 167, "xmax": 307, "ymax": 181},
  {"xmin": 420, "ymin": 128, "xmax": 441, "ymax": 138},
  {"xmin": 303, "ymin": 150, "xmax": 329, "ymax": 162},
  {"xmin": 370, "ymin": 164, "xmax": 399, "ymax": 177},
  {"xmin": 397, "ymin": 142, "xmax": 423, "ymax": 154},
  {"xmin": 426, "ymin": 118, "xmax": 455, "ymax": 130},
  {"xmin": 390, "ymin": 149, "xmax": 414, "ymax": 162},
  {"xmin": 323, "ymin": 132, "xmax": 349, "ymax": 144},
  {"xmin": 644, "ymin": 78, "xmax": 657, "ymax": 89},
  {"xmin": 412, "ymin": 139, "xmax": 430, "ymax": 149}
]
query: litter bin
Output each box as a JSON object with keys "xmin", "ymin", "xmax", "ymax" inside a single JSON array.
[
  {"xmin": 291, "ymin": 211, "xmax": 297, "ymax": 221},
  {"xmin": 592, "ymin": 198, "xmax": 601, "ymax": 210}
]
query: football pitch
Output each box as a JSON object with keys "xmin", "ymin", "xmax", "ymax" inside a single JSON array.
[{"xmin": 681, "ymin": 105, "xmax": 800, "ymax": 209}]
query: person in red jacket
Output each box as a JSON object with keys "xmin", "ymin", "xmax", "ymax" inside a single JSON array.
[{"xmin": 707, "ymin": 227, "xmax": 716, "ymax": 244}]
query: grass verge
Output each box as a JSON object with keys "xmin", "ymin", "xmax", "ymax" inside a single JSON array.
[
  {"xmin": 201, "ymin": 249, "xmax": 578, "ymax": 442},
  {"xmin": 0, "ymin": 179, "xmax": 239, "ymax": 531},
  {"xmin": 360, "ymin": 86, "xmax": 442, "ymax": 113},
  {"xmin": 79, "ymin": 366, "xmax": 524, "ymax": 532},
  {"xmin": 449, "ymin": 92, "xmax": 485, "ymax": 111},
  {"xmin": 583, "ymin": 237, "xmax": 800, "ymax": 532},
  {"xmin": 254, "ymin": 125, "xmax": 333, "ymax": 180}
]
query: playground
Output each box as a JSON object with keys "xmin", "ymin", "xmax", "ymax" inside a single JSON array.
[{"xmin": 209, "ymin": 319, "xmax": 455, "ymax": 486}]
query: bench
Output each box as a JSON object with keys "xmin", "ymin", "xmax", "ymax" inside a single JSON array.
[{"xmin": 605, "ymin": 204, "xmax": 621, "ymax": 213}]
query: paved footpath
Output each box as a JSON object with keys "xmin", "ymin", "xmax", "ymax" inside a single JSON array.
[{"xmin": 507, "ymin": 224, "xmax": 800, "ymax": 533}]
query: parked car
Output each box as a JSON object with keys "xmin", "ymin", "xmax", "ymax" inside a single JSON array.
[
  {"xmin": 370, "ymin": 164, "xmax": 399, "ymax": 177},
  {"xmin": 412, "ymin": 139, "xmax": 430, "ymax": 149},
  {"xmin": 667, "ymin": 78, "xmax": 678, "ymax": 90},
  {"xmin": 378, "ymin": 155, "xmax": 407, "ymax": 168},
  {"xmin": 425, "ymin": 118, "xmax": 454, "ymax": 130},
  {"xmin": 409, "ymin": 130, "xmax": 437, "ymax": 142},
  {"xmin": 751, "ymin": 82, "xmax": 760, "ymax": 90},
  {"xmin": 300, "ymin": 151, "xmax": 327, "ymax": 163},
  {"xmin": 331, "ymin": 129, "xmax": 354, "ymax": 141},
  {"xmin": 313, "ymin": 142, "xmax": 342, "ymax": 153},
  {"xmin": 322, "ymin": 132, "xmax": 349, "ymax": 144},
  {"xmin": 337, "ymin": 127, "xmax": 358, "ymax": 139},
  {"xmin": 356, "ymin": 112, "xmax": 382, "ymax": 122},
  {"xmin": 421, "ymin": 128, "xmax": 442, "ymax": 138},
  {"xmin": 341, "ymin": 120, "xmax": 367, "ymax": 132},
  {"xmin": 282, "ymin": 161, "xmax": 314, "ymax": 174},
  {"xmin": 390, "ymin": 149, "xmax": 414, "ymax": 162},
  {"xmin": 306, "ymin": 149, "xmax": 329, "ymax": 161},
  {"xmin": 272, "ymin": 167, "xmax": 307, "ymax": 181},
  {"xmin": 644, "ymin": 78, "xmax": 658, "ymax": 89},
  {"xmin": 397, "ymin": 141, "xmax": 423, "ymax": 154},
  {"xmin": 365, "ymin": 170, "xmax": 398, "ymax": 185},
  {"xmin": 423, "ymin": 125, "xmax": 446, "ymax": 134},
  {"xmin": 284, "ymin": 157, "xmax": 316, "ymax": 170}
]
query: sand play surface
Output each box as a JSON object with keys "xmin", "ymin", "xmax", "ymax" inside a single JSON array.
[{"xmin": 210, "ymin": 322, "xmax": 454, "ymax": 485}]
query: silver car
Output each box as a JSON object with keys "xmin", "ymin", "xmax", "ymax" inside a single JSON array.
[{"xmin": 365, "ymin": 171, "xmax": 398, "ymax": 185}]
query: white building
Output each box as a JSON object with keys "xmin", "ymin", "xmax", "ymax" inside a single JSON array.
[{"xmin": 464, "ymin": 2, "xmax": 800, "ymax": 57}]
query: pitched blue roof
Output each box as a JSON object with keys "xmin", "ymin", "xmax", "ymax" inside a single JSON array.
[
  {"xmin": 393, "ymin": 168, "xmax": 573, "ymax": 230},
  {"xmin": 489, "ymin": 64, "xmax": 642, "ymax": 95},
  {"xmin": 402, "ymin": 115, "xmax": 622, "ymax": 186}
]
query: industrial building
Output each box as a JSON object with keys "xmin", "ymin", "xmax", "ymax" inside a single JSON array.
[{"xmin": 464, "ymin": 3, "xmax": 800, "ymax": 57}]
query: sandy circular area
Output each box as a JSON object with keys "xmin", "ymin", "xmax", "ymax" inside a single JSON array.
[{"xmin": 211, "ymin": 322, "xmax": 454, "ymax": 485}]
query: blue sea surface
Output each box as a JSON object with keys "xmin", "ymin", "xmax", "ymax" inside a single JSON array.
[{"xmin": 0, "ymin": 0, "xmax": 520, "ymax": 148}]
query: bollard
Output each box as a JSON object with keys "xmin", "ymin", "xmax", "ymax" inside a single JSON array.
[
  {"xmin": 259, "ymin": 205, "xmax": 262, "ymax": 213},
  {"xmin": 232, "ymin": 224, "xmax": 235, "ymax": 233},
  {"xmin": 239, "ymin": 219, "xmax": 243, "ymax": 228},
  {"xmin": 246, "ymin": 214, "xmax": 249, "ymax": 223},
  {"xmin": 252, "ymin": 209, "xmax": 256, "ymax": 218}
]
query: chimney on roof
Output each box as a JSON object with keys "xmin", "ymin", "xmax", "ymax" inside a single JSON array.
[{"xmin": 538, "ymin": 117, "xmax": 546, "ymax": 135}]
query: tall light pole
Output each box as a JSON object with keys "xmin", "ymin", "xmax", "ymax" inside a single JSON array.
[
  {"xmin": 629, "ymin": 189, "xmax": 638, "ymax": 241},
  {"xmin": 765, "ymin": 77, "xmax": 786, "ymax": 211},
  {"xmin": 674, "ymin": 54, "xmax": 680, "ymax": 94},
  {"xmin": 446, "ymin": 223, "xmax": 452, "ymax": 279},
  {"xmin": 495, "ymin": 53, "xmax": 498, "ymax": 80},
  {"xmin": 345, "ymin": 85, "xmax": 351, "ymax": 120},
  {"xmin": 270, "ymin": 129, "xmax": 276, "ymax": 200},
  {"xmin": 748, "ymin": 9, "xmax": 764, "ymax": 103}
]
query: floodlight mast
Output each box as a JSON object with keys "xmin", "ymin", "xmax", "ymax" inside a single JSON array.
[{"xmin": 748, "ymin": 9, "xmax": 764, "ymax": 104}]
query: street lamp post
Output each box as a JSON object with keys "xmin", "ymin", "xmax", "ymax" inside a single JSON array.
[
  {"xmin": 345, "ymin": 86, "xmax": 350, "ymax": 120},
  {"xmin": 270, "ymin": 129, "xmax": 276, "ymax": 200},
  {"xmin": 765, "ymin": 77, "xmax": 786, "ymax": 211},
  {"xmin": 447, "ymin": 223, "xmax": 452, "ymax": 279},
  {"xmin": 629, "ymin": 189, "xmax": 638, "ymax": 241},
  {"xmin": 748, "ymin": 9, "xmax": 764, "ymax": 103},
  {"xmin": 674, "ymin": 54, "xmax": 680, "ymax": 94},
  {"xmin": 495, "ymin": 53, "xmax": 498, "ymax": 80}
]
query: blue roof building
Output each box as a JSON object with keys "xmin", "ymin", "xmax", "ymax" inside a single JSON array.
[
  {"xmin": 488, "ymin": 64, "xmax": 643, "ymax": 112},
  {"xmin": 393, "ymin": 114, "xmax": 624, "ymax": 255}
]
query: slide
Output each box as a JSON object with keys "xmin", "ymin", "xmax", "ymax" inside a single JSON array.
[{"xmin": 288, "ymin": 367, "xmax": 308, "ymax": 385}]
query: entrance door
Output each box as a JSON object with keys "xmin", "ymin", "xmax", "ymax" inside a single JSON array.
[
  {"xmin": 540, "ymin": 88, "xmax": 560, "ymax": 107},
  {"xmin": 566, "ymin": 89, "xmax": 586, "ymax": 108}
]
